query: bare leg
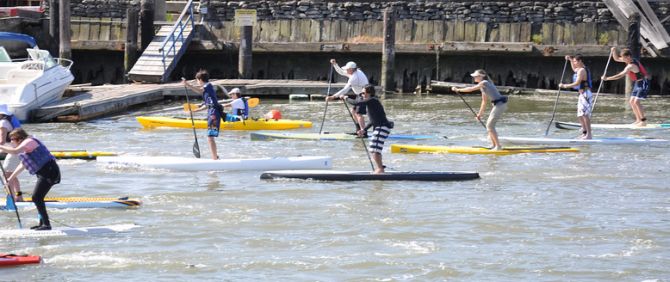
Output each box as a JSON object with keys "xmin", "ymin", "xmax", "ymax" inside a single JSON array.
[
  {"xmin": 579, "ymin": 116, "xmax": 592, "ymax": 139},
  {"xmin": 629, "ymin": 98, "xmax": 642, "ymax": 123},
  {"xmin": 372, "ymin": 153, "xmax": 384, "ymax": 174},
  {"xmin": 354, "ymin": 113, "xmax": 366, "ymax": 134},
  {"xmin": 632, "ymin": 98, "xmax": 646, "ymax": 126},
  {"xmin": 5, "ymin": 171, "xmax": 22, "ymax": 202},
  {"xmin": 208, "ymin": 137, "xmax": 218, "ymax": 160}
]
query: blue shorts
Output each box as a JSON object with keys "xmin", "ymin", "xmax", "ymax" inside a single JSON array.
[
  {"xmin": 207, "ymin": 114, "xmax": 221, "ymax": 137},
  {"xmin": 631, "ymin": 79, "xmax": 649, "ymax": 99}
]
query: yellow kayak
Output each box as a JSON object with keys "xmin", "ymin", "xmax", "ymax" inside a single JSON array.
[
  {"xmin": 391, "ymin": 144, "xmax": 579, "ymax": 155},
  {"xmin": 136, "ymin": 116, "xmax": 312, "ymax": 130}
]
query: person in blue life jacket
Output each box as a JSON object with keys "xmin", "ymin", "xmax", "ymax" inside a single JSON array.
[
  {"xmin": 350, "ymin": 84, "xmax": 393, "ymax": 174},
  {"xmin": 221, "ymin": 88, "xmax": 249, "ymax": 121},
  {"xmin": 558, "ymin": 54, "xmax": 593, "ymax": 139},
  {"xmin": 0, "ymin": 128, "xmax": 60, "ymax": 231},
  {"xmin": 183, "ymin": 70, "xmax": 224, "ymax": 160},
  {"xmin": 0, "ymin": 104, "xmax": 23, "ymax": 202},
  {"xmin": 451, "ymin": 69, "xmax": 508, "ymax": 150}
]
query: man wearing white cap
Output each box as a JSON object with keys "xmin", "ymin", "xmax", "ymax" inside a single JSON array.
[
  {"xmin": 221, "ymin": 88, "xmax": 248, "ymax": 120},
  {"xmin": 0, "ymin": 104, "xmax": 22, "ymax": 201},
  {"xmin": 326, "ymin": 59, "xmax": 370, "ymax": 134}
]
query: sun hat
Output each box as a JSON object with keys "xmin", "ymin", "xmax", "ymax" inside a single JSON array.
[
  {"xmin": 342, "ymin": 61, "xmax": 357, "ymax": 70},
  {"xmin": 229, "ymin": 88, "xmax": 241, "ymax": 95},
  {"xmin": 0, "ymin": 104, "xmax": 11, "ymax": 116},
  {"xmin": 470, "ymin": 69, "xmax": 487, "ymax": 77}
]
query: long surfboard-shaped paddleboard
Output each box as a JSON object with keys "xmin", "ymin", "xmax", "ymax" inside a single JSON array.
[
  {"xmin": 136, "ymin": 116, "xmax": 312, "ymax": 130},
  {"xmin": 0, "ymin": 254, "xmax": 41, "ymax": 266},
  {"xmin": 98, "ymin": 156, "xmax": 332, "ymax": 171},
  {"xmin": 0, "ymin": 151, "xmax": 117, "ymax": 161},
  {"xmin": 390, "ymin": 144, "xmax": 579, "ymax": 155},
  {"xmin": 1, "ymin": 196, "xmax": 141, "ymax": 210},
  {"xmin": 250, "ymin": 132, "xmax": 436, "ymax": 141},
  {"xmin": 555, "ymin": 121, "xmax": 670, "ymax": 130},
  {"xmin": 500, "ymin": 136, "xmax": 669, "ymax": 145},
  {"xmin": 260, "ymin": 170, "xmax": 480, "ymax": 181},
  {"xmin": 0, "ymin": 224, "xmax": 140, "ymax": 239}
]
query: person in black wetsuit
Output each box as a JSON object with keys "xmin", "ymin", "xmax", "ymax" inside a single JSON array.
[
  {"xmin": 0, "ymin": 128, "xmax": 60, "ymax": 231},
  {"xmin": 348, "ymin": 85, "xmax": 393, "ymax": 174}
]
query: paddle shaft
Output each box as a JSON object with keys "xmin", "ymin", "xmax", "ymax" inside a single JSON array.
[
  {"xmin": 591, "ymin": 49, "xmax": 613, "ymax": 112},
  {"xmin": 544, "ymin": 59, "xmax": 569, "ymax": 136},
  {"xmin": 182, "ymin": 83, "xmax": 201, "ymax": 158},
  {"xmin": 456, "ymin": 92, "xmax": 487, "ymax": 129},
  {"xmin": 319, "ymin": 65, "xmax": 334, "ymax": 134},
  {"xmin": 0, "ymin": 163, "xmax": 22, "ymax": 229},
  {"xmin": 342, "ymin": 101, "xmax": 375, "ymax": 171}
]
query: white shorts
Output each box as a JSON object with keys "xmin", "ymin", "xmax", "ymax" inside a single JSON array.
[
  {"xmin": 3, "ymin": 152, "xmax": 20, "ymax": 172},
  {"xmin": 577, "ymin": 90, "xmax": 592, "ymax": 117}
]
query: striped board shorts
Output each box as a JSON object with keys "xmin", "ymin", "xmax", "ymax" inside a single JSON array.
[{"xmin": 369, "ymin": 125, "xmax": 390, "ymax": 153}]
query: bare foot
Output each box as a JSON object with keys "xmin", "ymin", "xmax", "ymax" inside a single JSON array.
[
  {"xmin": 636, "ymin": 122, "xmax": 647, "ymax": 127},
  {"xmin": 372, "ymin": 169, "xmax": 385, "ymax": 174}
]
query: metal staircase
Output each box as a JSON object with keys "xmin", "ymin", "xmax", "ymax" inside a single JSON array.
[{"xmin": 128, "ymin": 0, "xmax": 195, "ymax": 83}]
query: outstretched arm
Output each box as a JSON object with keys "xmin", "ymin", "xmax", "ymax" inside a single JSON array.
[
  {"xmin": 451, "ymin": 81, "xmax": 485, "ymax": 94},
  {"xmin": 603, "ymin": 65, "xmax": 633, "ymax": 81}
]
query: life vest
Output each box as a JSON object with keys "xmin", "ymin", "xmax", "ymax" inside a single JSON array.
[
  {"xmin": 18, "ymin": 138, "xmax": 55, "ymax": 175},
  {"xmin": 627, "ymin": 59, "xmax": 649, "ymax": 81},
  {"xmin": 573, "ymin": 67, "xmax": 592, "ymax": 91}
]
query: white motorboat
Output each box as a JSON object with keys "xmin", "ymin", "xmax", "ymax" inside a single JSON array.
[{"xmin": 0, "ymin": 32, "xmax": 74, "ymax": 121}]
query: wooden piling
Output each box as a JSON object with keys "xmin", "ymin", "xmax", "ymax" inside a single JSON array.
[
  {"xmin": 381, "ymin": 7, "xmax": 396, "ymax": 94},
  {"xmin": 48, "ymin": 0, "xmax": 59, "ymax": 56},
  {"xmin": 625, "ymin": 13, "xmax": 641, "ymax": 103},
  {"xmin": 58, "ymin": 0, "xmax": 71, "ymax": 60},
  {"xmin": 125, "ymin": 4, "xmax": 139, "ymax": 81},
  {"xmin": 140, "ymin": 0, "xmax": 155, "ymax": 51},
  {"xmin": 239, "ymin": 25, "xmax": 253, "ymax": 79}
]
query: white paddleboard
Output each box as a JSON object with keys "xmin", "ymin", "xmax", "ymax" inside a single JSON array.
[
  {"xmin": 501, "ymin": 136, "xmax": 669, "ymax": 145},
  {"xmin": 555, "ymin": 121, "xmax": 670, "ymax": 130},
  {"xmin": 97, "ymin": 156, "xmax": 333, "ymax": 171},
  {"xmin": 0, "ymin": 224, "xmax": 140, "ymax": 239}
]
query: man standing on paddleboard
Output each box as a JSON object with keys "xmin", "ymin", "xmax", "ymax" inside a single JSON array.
[
  {"xmin": 0, "ymin": 128, "xmax": 60, "ymax": 230},
  {"xmin": 601, "ymin": 47, "xmax": 651, "ymax": 127},
  {"xmin": 183, "ymin": 70, "xmax": 224, "ymax": 160},
  {"xmin": 559, "ymin": 54, "xmax": 593, "ymax": 139},
  {"xmin": 452, "ymin": 70, "xmax": 508, "ymax": 150},
  {"xmin": 352, "ymin": 85, "xmax": 393, "ymax": 174},
  {"xmin": 326, "ymin": 59, "xmax": 369, "ymax": 136}
]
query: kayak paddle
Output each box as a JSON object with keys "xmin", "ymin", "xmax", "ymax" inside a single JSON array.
[{"xmin": 183, "ymin": 97, "xmax": 259, "ymax": 112}]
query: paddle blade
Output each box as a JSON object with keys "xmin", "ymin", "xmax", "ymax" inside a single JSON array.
[
  {"xmin": 183, "ymin": 103, "xmax": 199, "ymax": 112},
  {"xmin": 193, "ymin": 141, "xmax": 201, "ymax": 158},
  {"xmin": 247, "ymin": 98, "xmax": 260, "ymax": 108}
]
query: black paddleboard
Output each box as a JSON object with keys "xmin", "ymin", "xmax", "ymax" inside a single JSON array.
[{"xmin": 260, "ymin": 170, "xmax": 480, "ymax": 181}]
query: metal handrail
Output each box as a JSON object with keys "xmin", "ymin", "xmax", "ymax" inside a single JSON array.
[{"xmin": 158, "ymin": 0, "xmax": 195, "ymax": 72}]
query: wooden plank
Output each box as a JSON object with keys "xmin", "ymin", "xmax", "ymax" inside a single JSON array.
[
  {"xmin": 395, "ymin": 20, "xmax": 414, "ymax": 42},
  {"xmin": 563, "ymin": 23, "xmax": 575, "ymax": 45},
  {"xmin": 433, "ymin": 21, "xmax": 445, "ymax": 42},
  {"xmin": 475, "ymin": 22, "xmax": 487, "ymax": 42},
  {"xmin": 415, "ymin": 21, "xmax": 430, "ymax": 43},
  {"xmin": 574, "ymin": 23, "xmax": 586, "ymax": 45},
  {"xmin": 71, "ymin": 16, "xmax": 81, "ymax": 41},
  {"xmin": 78, "ymin": 17, "xmax": 90, "ymax": 41},
  {"xmin": 519, "ymin": 22, "xmax": 531, "ymax": 42},
  {"xmin": 637, "ymin": 0, "xmax": 670, "ymax": 42},
  {"xmin": 489, "ymin": 24, "xmax": 499, "ymax": 42},
  {"xmin": 453, "ymin": 20, "xmax": 465, "ymax": 41},
  {"xmin": 99, "ymin": 17, "xmax": 111, "ymax": 41},
  {"xmin": 279, "ymin": 20, "xmax": 291, "ymax": 42},
  {"xmin": 464, "ymin": 22, "xmax": 476, "ymax": 42},
  {"xmin": 445, "ymin": 21, "xmax": 455, "ymax": 41},
  {"xmin": 553, "ymin": 23, "xmax": 564, "ymax": 45},
  {"xmin": 90, "ymin": 17, "xmax": 101, "ymax": 41},
  {"xmin": 509, "ymin": 22, "xmax": 521, "ymax": 42},
  {"xmin": 584, "ymin": 22, "xmax": 597, "ymax": 45},
  {"xmin": 541, "ymin": 23, "xmax": 554, "ymax": 45},
  {"xmin": 617, "ymin": 28, "xmax": 627, "ymax": 45},
  {"xmin": 498, "ymin": 23, "xmax": 510, "ymax": 42},
  {"xmin": 311, "ymin": 19, "xmax": 322, "ymax": 42}
]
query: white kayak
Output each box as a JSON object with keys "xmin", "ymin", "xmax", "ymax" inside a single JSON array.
[
  {"xmin": 500, "ymin": 136, "xmax": 669, "ymax": 145},
  {"xmin": 97, "ymin": 156, "xmax": 333, "ymax": 171},
  {"xmin": 1, "ymin": 196, "xmax": 141, "ymax": 210},
  {"xmin": 555, "ymin": 121, "xmax": 670, "ymax": 130},
  {"xmin": 0, "ymin": 224, "xmax": 140, "ymax": 239}
]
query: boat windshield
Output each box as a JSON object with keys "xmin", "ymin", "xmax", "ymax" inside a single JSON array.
[
  {"xmin": 27, "ymin": 48, "xmax": 58, "ymax": 68},
  {"xmin": 0, "ymin": 47, "xmax": 11, "ymax": 62}
]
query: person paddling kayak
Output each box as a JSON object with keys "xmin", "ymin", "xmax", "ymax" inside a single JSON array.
[
  {"xmin": 221, "ymin": 88, "xmax": 249, "ymax": 120},
  {"xmin": 0, "ymin": 128, "xmax": 60, "ymax": 230},
  {"xmin": 326, "ymin": 59, "xmax": 369, "ymax": 135},
  {"xmin": 183, "ymin": 70, "xmax": 224, "ymax": 160},
  {"xmin": 558, "ymin": 54, "xmax": 593, "ymax": 139},
  {"xmin": 601, "ymin": 47, "xmax": 651, "ymax": 127},
  {"xmin": 351, "ymin": 84, "xmax": 393, "ymax": 174},
  {"xmin": 0, "ymin": 105, "xmax": 23, "ymax": 202},
  {"xmin": 451, "ymin": 69, "xmax": 508, "ymax": 150}
]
